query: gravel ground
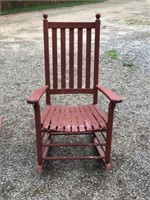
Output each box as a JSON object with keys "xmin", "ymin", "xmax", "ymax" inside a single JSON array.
[{"xmin": 0, "ymin": 0, "xmax": 150, "ymax": 199}]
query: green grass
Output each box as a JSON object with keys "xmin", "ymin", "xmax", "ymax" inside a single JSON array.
[
  {"xmin": 1, "ymin": 0, "xmax": 106, "ymax": 15},
  {"xmin": 122, "ymin": 60, "xmax": 136, "ymax": 69},
  {"xmin": 106, "ymin": 49, "xmax": 119, "ymax": 59},
  {"xmin": 125, "ymin": 18, "xmax": 150, "ymax": 26}
]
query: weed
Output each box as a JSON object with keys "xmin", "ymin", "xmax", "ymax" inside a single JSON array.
[
  {"xmin": 125, "ymin": 18, "xmax": 150, "ymax": 26},
  {"xmin": 122, "ymin": 60, "xmax": 136, "ymax": 69},
  {"xmin": 106, "ymin": 49, "xmax": 119, "ymax": 59}
]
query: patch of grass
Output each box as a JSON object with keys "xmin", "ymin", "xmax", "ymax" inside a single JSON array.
[
  {"xmin": 106, "ymin": 49, "xmax": 119, "ymax": 59},
  {"xmin": 122, "ymin": 60, "xmax": 136, "ymax": 69},
  {"xmin": 125, "ymin": 18, "xmax": 150, "ymax": 26},
  {"xmin": 1, "ymin": 0, "xmax": 106, "ymax": 15}
]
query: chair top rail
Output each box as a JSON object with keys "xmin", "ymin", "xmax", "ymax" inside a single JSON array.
[{"xmin": 48, "ymin": 22, "xmax": 95, "ymax": 29}]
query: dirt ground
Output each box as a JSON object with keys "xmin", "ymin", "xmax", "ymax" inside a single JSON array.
[
  {"xmin": 0, "ymin": 0, "xmax": 150, "ymax": 199},
  {"xmin": 1, "ymin": 0, "xmax": 150, "ymax": 42}
]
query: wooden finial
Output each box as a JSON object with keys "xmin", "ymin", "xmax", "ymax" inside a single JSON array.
[
  {"xmin": 43, "ymin": 14, "xmax": 48, "ymax": 19},
  {"xmin": 95, "ymin": 13, "xmax": 101, "ymax": 20}
]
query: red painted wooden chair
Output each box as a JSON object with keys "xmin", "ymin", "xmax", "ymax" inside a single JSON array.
[{"xmin": 27, "ymin": 14, "xmax": 122, "ymax": 172}]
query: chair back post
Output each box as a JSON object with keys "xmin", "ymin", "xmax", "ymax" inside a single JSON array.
[
  {"xmin": 93, "ymin": 14, "xmax": 101, "ymax": 104},
  {"xmin": 0, "ymin": 116, "xmax": 2, "ymax": 130},
  {"xmin": 43, "ymin": 14, "xmax": 50, "ymax": 104}
]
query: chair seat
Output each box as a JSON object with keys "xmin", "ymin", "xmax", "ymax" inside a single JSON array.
[{"xmin": 41, "ymin": 104, "xmax": 108, "ymax": 133}]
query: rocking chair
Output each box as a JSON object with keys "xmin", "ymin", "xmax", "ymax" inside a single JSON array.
[{"xmin": 27, "ymin": 14, "xmax": 122, "ymax": 172}]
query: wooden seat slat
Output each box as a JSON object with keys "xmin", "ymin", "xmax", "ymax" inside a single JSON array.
[
  {"xmin": 79, "ymin": 105, "xmax": 93, "ymax": 131},
  {"xmin": 57, "ymin": 106, "xmax": 65, "ymax": 131},
  {"xmin": 41, "ymin": 105, "xmax": 51, "ymax": 125},
  {"xmin": 74, "ymin": 106, "xmax": 85, "ymax": 132},
  {"xmin": 70, "ymin": 106, "xmax": 78, "ymax": 132},
  {"xmin": 50, "ymin": 106, "xmax": 61, "ymax": 131},
  {"xmin": 43, "ymin": 105, "xmax": 56, "ymax": 130},
  {"xmin": 94, "ymin": 104, "xmax": 108, "ymax": 123},
  {"xmin": 88, "ymin": 104, "xmax": 107, "ymax": 129},
  {"xmin": 83, "ymin": 104, "xmax": 100, "ymax": 130},
  {"xmin": 65, "ymin": 107, "xmax": 71, "ymax": 132}
]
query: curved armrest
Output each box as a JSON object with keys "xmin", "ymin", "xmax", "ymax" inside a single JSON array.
[
  {"xmin": 26, "ymin": 85, "xmax": 49, "ymax": 104},
  {"xmin": 96, "ymin": 85, "xmax": 122, "ymax": 103}
]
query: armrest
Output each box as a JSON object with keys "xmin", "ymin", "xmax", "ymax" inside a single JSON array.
[
  {"xmin": 96, "ymin": 85, "xmax": 122, "ymax": 103},
  {"xmin": 26, "ymin": 85, "xmax": 49, "ymax": 104}
]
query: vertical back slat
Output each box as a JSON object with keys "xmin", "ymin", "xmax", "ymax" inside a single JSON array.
[
  {"xmin": 86, "ymin": 28, "xmax": 91, "ymax": 88},
  {"xmin": 78, "ymin": 28, "xmax": 83, "ymax": 88},
  {"xmin": 61, "ymin": 28, "xmax": 66, "ymax": 88},
  {"xmin": 69, "ymin": 29, "xmax": 74, "ymax": 88},
  {"xmin": 52, "ymin": 28, "xmax": 58, "ymax": 89}
]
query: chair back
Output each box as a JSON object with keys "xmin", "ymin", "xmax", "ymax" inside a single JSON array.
[{"xmin": 43, "ymin": 14, "xmax": 101, "ymax": 104}]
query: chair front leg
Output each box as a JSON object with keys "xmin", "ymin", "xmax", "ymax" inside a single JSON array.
[
  {"xmin": 105, "ymin": 101, "xmax": 116, "ymax": 166},
  {"xmin": 33, "ymin": 102, "xmax": 43, "ymax": 171}
]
